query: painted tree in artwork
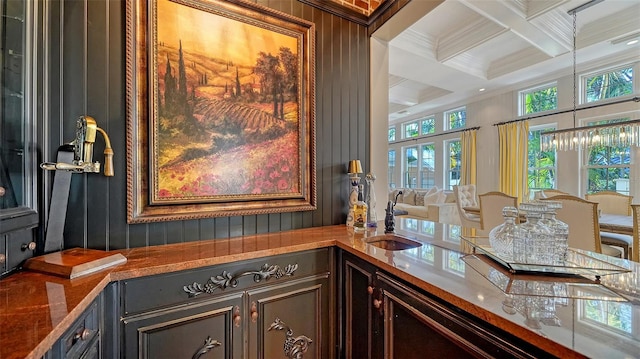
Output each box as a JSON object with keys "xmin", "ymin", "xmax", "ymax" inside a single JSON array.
[{"xmin": 279, "ymin": 47, "xmax": 298, "ymax": 103}]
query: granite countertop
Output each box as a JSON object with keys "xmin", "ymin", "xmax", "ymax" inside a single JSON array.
[{"xmin": 1, "ymin": 219, "xmax": 639, "ymax": 359}]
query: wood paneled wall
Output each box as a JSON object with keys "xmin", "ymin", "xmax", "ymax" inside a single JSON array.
[{"xmin": 40, "ymin": 0, "xmax": 370, "ymax": 250}]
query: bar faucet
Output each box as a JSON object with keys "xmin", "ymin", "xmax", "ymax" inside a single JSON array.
[{"xmin": 384, "ymin": 191, "xmax": 403, "ymax": 233}]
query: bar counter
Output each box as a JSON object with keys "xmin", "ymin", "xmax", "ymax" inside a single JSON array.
[{"xmin": 1, "ymin": 219, "xmax": 639, "ymax": 359}]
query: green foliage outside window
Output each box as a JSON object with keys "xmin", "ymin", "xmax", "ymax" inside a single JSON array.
[
  {"xmin": 527, "ymin": 128, "xmax": 556, "ymax": 190},
  {"xmin": 421, "ymin": 117, "xmax": 435, "ymax": 134},
  {"xmin": 388, "ymin": 127, "xmax": 396, "ymax": 142},
  {"xmin": 405, "ymin": 122, "xmax": 419, "ymax": 138},
  {"xmin": 584, "ymin": 300, "xmax": 632, "ymax": 334},
  {"xmin": 585, "ymin": 67, "xmax": 633, "ymax": 103},
  {"xmin": 585, "ymin": 119, "xmax": 631, "ymax": 194},
  {"xmin": 446, "ymin": 109, "xmax": 466, "ymax": 130},
  {"xmin": 524, "ymin": 86, "xmax": 557, "ymax": 115}
]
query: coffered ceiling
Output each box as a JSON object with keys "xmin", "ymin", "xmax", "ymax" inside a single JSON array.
[{"xmin": 387, "ymin": 0, "xmax": 640, "ymax": 122}]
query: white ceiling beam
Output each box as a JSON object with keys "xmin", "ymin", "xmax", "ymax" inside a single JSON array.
[
  {"xmin": 436, "ymin": 18, "xmax": 508, "ymax": 62},
  {"xmin": 459, "ymin": 0, "xmax": 570, "ymax": 57}
]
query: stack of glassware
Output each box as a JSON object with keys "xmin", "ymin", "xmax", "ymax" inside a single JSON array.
[{"xmin": 489, "ymin": 201, "xmax": 569, "ymax": 265}]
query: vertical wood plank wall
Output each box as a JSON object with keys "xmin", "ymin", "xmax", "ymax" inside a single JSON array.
[{"xmin": 42, "ymin": 0, "xmax": 370, "ymax": 250}]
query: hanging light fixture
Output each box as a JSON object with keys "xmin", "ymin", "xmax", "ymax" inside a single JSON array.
[{"xmin": 540, "ymin": 0, "xmax": 640, "ymax": 152}]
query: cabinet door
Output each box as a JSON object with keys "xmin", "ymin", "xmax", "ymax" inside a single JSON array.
[
  {"xmin": 247, "ymin": 274, "xmax": 331, "ymax": 359},
  {"xmin": 339, "ymin": 251, "xmax": 379, "ymax": 359},
  {"xmin": 376, "ymin": 273, "xmax": 551, "ymax": 359},
  {"xmin": 122, "ymin": 292, "xmax": 243, "ymax": 359}
]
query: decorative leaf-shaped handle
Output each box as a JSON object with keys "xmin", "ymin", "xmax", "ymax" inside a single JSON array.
[{"xmin": 192, "ymin": 336, "xmax": 221, "ymax": 359}]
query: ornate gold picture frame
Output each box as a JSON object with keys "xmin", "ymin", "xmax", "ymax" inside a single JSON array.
[{"xmin": 126, "ymin": 0, "xmax": 316, "ymax": 223}]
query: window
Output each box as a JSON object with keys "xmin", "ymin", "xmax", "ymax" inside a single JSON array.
[
  {"xmin": 581, "ymin": 299, "xmax": 633, "ymax": 334},
  {"xmin": 388, "ymin": 150, "xmax": 396, "ymax": 188},
  {"xmin": 584, "ymin": 66, "xmax": 633, "ymax": 103},
  {"xmin": 388, "ymin": 127, "xmax": 396, "ymax": 142},
  {"xmin": 584, "ymin": 118, "xmax": 632, "ymax": 194},
  {"xmin": 446, "ymin": 140, "xmax": 461, "ymax": 190},
  {"xmin": 445, "ymin": 108, "xmax": 466, "ymax": 130},
  {"xmin": 519, "ymin": 83, "xmax": 557, "ymax": 115},
  {"xmin": 421, "ymin": 116, "xmax": 435, "ymax": 134},
  {"xmin": 420, "ymin": 144, "xmax": 435, "ymax": 188},
  {"xmin": 528, "ymin": 125, "xmax": 556, "ymax": 191},
  {"xmin": 404, "ymin": 121, "xmax": 419, "ymax": 138},
  {"xmin": 404, "ymin": 147, "xmax": 418, "ymax": 188}
]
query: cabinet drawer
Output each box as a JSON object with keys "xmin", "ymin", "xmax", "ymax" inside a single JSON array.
[
  {"xmin": 121, "ymin": 248, "xmax": 331, "ymax": 315},
  {"xmin": 61, "ymin": 299, "xmax": 100, "ymax": 359}
]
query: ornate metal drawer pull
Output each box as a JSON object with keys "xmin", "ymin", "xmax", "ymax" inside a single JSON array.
[
  {"xmin": 268, "ymin": 318, "xmax": 312, "ymax": 359},
  {"xmin": 192, "ymin": 336, "xmax": 221, "ymax": 359},
  {"xmin": 184, "ymin": 263, "xmax": 298, "ymax": 297}
]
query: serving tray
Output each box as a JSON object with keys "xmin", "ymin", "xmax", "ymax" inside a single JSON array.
[{"xmin": 461, "ymin": 236, "xmax": 631, "ymax": 280}]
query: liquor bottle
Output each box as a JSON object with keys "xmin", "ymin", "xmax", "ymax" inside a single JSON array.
[{"xmin": 353, "ymin": 184, "xmax": 368, "ymax": 231}]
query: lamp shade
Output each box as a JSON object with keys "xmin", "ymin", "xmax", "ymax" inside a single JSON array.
[{"xmin": 347, "ymin": 159, "xmax": 363, "ymax": 174}]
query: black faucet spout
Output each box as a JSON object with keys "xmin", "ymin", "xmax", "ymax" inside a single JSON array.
[{"xmin": 384, "ymin": 191, "xmax": 402, "ymax": 233}]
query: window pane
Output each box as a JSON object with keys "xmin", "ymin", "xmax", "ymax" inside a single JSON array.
[
  {"xmin": 528, "ymin": 127, "xmax": 556, "ymax": 190},
  {"xmin": 585, "ymin": 67, "xmax": 633, "ymax": 103},
  {"xmin": 521, "ymin": 85, "xmax": 557, "ymax": 115},
  {"xmin": 421, "ymin": 117, "xmax": 435, "ymax": 134},
  {"xmin": 405, "ymin": 147, "xmax": 418, "ymax": 188},
  {"xmin": 584, "ymin": 118, "xmax": 632, "ymax": 194},
  {"xmin": 404, "ymin": 122, "xmax": 419, "ymax": 138},
  {"xmin": 445, "ymin": 109, "xmax": 466, "ymax": 130},
  {"xmin": 388, "ymin": 127, "xmax": 396, "ymax": 142},
  {"xmin": 421, "ymin": 144, "xmax": 435, "ymax": 188},
  {"xmin": 447, "ymin": 140, "xmax": 461, "ymax": 190},
  {"xmin": 388, "ymin": 150, "xmax": 396, "ymax": 188}
]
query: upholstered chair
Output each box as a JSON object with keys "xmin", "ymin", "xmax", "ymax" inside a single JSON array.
[
  {"xmin": 586, "ymin": 191, "xmax": 633, "ymax": 259},
  {"xmin": 537, "ymin": 189, "xmax": 569, "ymax": 199},
  {"xmin": 453, "ymin": 185, "xmax": 482, "ymax": 230},
  {"xmin": 585, "ymin": 191, "xmax": 632, "ymax": 215},
  {"xmin": 478, "ymin": 191, "xmax": 518, "ymax": 233},
  {"xmin": 632, "ymin": 204, "xmax": 639, "ymax": 263},
  {"xmin": 541, "ymin": 195, "xmax": 621, "ymax": 258}
]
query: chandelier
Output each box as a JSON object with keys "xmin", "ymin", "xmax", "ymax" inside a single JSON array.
[{"xmin": 539, "ymin": 0, "xmax": 640, "ymax": 152}]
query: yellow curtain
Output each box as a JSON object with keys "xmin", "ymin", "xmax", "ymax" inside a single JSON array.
[
  {"xmin": 460, "ymin": 129, "xmax": 477, "ymax": 186},
  {"xmin": 497, "ymin": 121, "xmax": 529, "ymax": 204}
]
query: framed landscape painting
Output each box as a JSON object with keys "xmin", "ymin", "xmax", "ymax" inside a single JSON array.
[{"xmin": 126, "ymin": 0, "xmax": 316, "ymax": 223}]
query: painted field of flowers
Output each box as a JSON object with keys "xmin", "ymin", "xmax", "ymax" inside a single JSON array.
[{"xmin": 157, "ymin": 131, "xmax": 299, "ymax": 200}]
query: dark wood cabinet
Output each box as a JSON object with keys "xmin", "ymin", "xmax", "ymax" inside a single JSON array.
[
  {"xmin": 122, "ymin": 292, "xmax": 244, "ymax": 358},
  {"xmin": 339, "ymin": 249, "xmax": 556, "ymax": 359},
  {"xmin": 47, "ymin": 294, "xmax": 102, "ymax": 359},
  {"xmin": 338, "ymin": 251, "xmax": 379, "ymax": 359},
  {"xmin": 120, "ymin": 248, "xmax": 334, "ymax": 359},
  {"xmin": 247, "ymin": 274, "xmax": 331, "ymax": 359}
]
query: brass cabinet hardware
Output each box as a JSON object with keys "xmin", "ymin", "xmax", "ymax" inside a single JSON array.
[
  {"xmin": 21, "ymin": 242, "xmax": 36, "ymax": 251},
  {"xmin": 367, "ymin": 285, "xmax": 374, "ymax": 295},
  {"xmin": 183, "ymin": 263, "xmax": 298, "ymax": 297},
  {"xmin": 233, "ymin": 306, "xmax": 241, "ymax": 328},
  {"xmin": 191, "ymin": 336, "xmax": 221, "ymax": 359},
  {"xmin": 268, "ymin": 318, "xmax": 312, "ymax": 359},
  {"xmin": 250, "ymin": 302, "xmax": 258, "ymax": 323},
  {"xmin": 73, "ymin": 328, "xmax": 91, "ymax": 342},
  {"xmin": 0, "ymin": 254, "xmax": 5, "ymax": 264}
]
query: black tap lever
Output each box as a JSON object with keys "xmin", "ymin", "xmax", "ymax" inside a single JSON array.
[{"xmin": 384, "ymin": 191, "xmax": 403, "ymax": 233}]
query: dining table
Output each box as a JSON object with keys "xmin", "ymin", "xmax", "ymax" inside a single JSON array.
[{"xmin": 463, "ymin": 206, "xmax": 634, "ymax": 236}]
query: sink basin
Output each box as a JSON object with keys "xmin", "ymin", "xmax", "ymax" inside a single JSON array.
[{"xmin": 364, "ymin": 234, "xmax": 422, "ymax": 251}]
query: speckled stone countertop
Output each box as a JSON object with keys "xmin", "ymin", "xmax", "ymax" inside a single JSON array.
[{"xmin": 1, "ymin": 219, "xmax": 639, "ymax": 359}]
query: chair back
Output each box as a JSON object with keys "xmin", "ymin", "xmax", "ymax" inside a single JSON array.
[
  {"xmin": 542, "ymin": 195, "xmax": 601, "ymax": 253},
  {"xmin": 632, "ymin": 204, "xmax": 639, "ymax": 263},
  {"xmin": 478, "ymin": 191, "xmax": 518, "ymax": 232},
  {"xmin": 453, "ymin": 184, "xmax": 481, "ymax": 229},
  {"xmin": 585, "ymin": 191, "xmax": 632, "ymax": 216},
  {"xmin": 536, "ymin": 189, "xmax": 569, "ymax": 199}
]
